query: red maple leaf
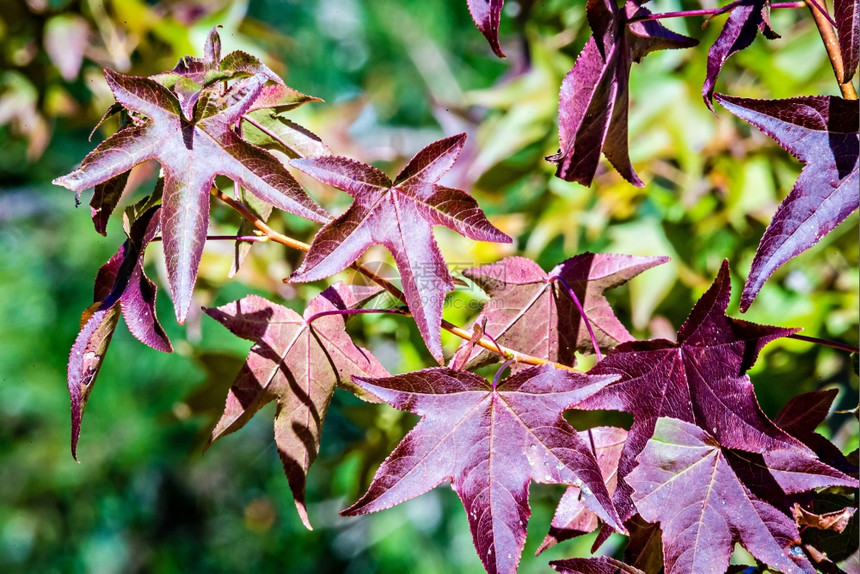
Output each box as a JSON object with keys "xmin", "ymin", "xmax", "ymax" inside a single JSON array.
[
  {"xmin": 714, "ymin": 95, "xmax": 859, "ymax": 311},
  {"xmin": 204, "ymin": 283, "xmax": 388, "ymax": 529},
  {"xmin": 290, "ymin": 134, "xmax": 511, "ymax": 362},
  {"xmin": 54, "ymin": 69, "xmax": 329, "ymax": 322},
  {"xmin": 343, "ymin": 365, "xmax": 624, "ymax": 574},
  {"xmin": 452, "ymin": 253, "xmax": 667, "ymax": 370},
  {"xmin": 547, "ymin": 0, "xmax": 697, "ymax": 186}
]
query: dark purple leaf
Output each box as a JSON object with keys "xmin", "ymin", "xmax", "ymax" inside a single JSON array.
[
  {"xmin": 538, "ymin": 426, "xmax": 627, "ymax": 554},
  {"xmin": 628, "ymin": 418, "xmax": 855, "ymax": 574},
  {"xmin": 835, "ymin": 0, "xmax": 859, "ymax": 83},
  {"xmin": 774, "ymin": 389, "xmax": 858, "ymax": 475},
  {"xmin": 89, "ymin": 171, "xmax": 129, "ymax": 235},
  {"xmin": 204, "ymin": 283, "xmax": 388, "ymax": 529},
  {"xmin": 702, "ymin": 0, "xmax": 779, "ymax": 110},
  {"xmin": 290, "ymin": 134, "xmax": 511, "ymax": 362},
  {"xmin": 452, "ymin": 253, "xmax": 668, "ymax": 371},
  {"xmin": 68, "ymin": 206, "xmax": 172, "ymax": 460},
  {"xmin": 578, "ymin": 260, "xmax": 816, "ymax": 521},
  {"xmin": 53, "ymin": 69, "xmax": 329, "ymax": 323},
  {"xmin": 714, "ymin": 95, "xmax": 859, "ymax": 311},
  {"xmin": 774, "ymin": 388, "xmax": 839, "ymax": 437},
  {"xmin": 343, "ymin": 365, "xmax": 624, "ymax": 574},
  {"xmin": 548, "ymin": 0, "xmax": 697, "ymax": 187},
  {"xmin": 467, "ymin": 0, "xmax": 507, "ymax": 57},
  {"xmin": 551, "ymin": 556, "xmax": 645, "ymax": 574}
]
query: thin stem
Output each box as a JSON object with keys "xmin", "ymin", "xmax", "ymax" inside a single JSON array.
[
  {"xmin": 493, "ymin": 359, "xmax": 518, "ymax": 388},
  {"xmin": 805, "ymin": 0, "xmax": 859, "ymax": 99},
  {"xmin": 553, "ymin": 276, "xmax": 603, "ymax": 361},
  {"xmin": 305, "ymin": 307, "xmax": 407, "ymax": 326},
  {"xmin": 805, "ymin": 0, "xmax": 838, "ymax": 30},
  {"xmin": 211, "ymin": 187, "xmax": 573, "ymax": 370},
  {"xmin": 152, "ymin": 234, "xmax": 269, "ymax": 243},
  {"xmin": 788, "ymin": 334, "xmax": 859, "ymax": 354},
  {"xmin": 628, "ymin": 2, "xmax": 804, "ymax": 23}
]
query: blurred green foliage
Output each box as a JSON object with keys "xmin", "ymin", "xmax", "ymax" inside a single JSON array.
[{"xmin": 1, "ymin": 0, "xmax": 856, "ymax": 572}]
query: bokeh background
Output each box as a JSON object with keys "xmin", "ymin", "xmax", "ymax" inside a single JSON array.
[{"xmin": 1, "ymin": 0, "xmax": 857, "ymax": 572}]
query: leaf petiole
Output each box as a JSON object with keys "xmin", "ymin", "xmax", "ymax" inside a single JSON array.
[
  {"xmin": 787, "ymin": 333, "xmax": 859, "ymax": 354},
  {"xmin": 553, "ymin": 276, "xmax": 603, "ymax": 361},
  {"xmin": 628, "ymin": 2, "xmax": 805, "ymax": 23},
  {"xmin": 210, "ymin": 186, "xmax": 573, "ymax": 370}
]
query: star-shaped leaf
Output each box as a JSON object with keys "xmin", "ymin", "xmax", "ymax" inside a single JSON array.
[
  {"xmin": 203, "ymin": 283, "xmax": 388, "ymax": 529},
  {"xmin": 628, "ymin": 418, "xmax": 856, "ymax": 574},
  {"xmin": 452, "ymin": 253, "xmax": 668, "ymax": 371},
  {"xmin": 68, "ymin": 204, "xmax": 172, "ymax": 460},
  {"xmin": 577, "ymin": 260, "xmax": 817, "ymax": 521},
  {"xmin": 702, "ymin": 0, "xmax": 780, "ymax": 109},
  {"xmin": 547, "ymin": 0, "xmax": 698, "ymax": 187},
  {"xmin": 835, "ymin": 0, "xmax": 859, "ymax": 83},
  {"xmin": 343, "ymin": 365, "xmax": 624, "ymax": 574},
  {"xmin": 714, "ymin": 95, "xmax": 859, "ymax": 311},
  {"xmin": 467, "ymin": 0, "xmax": 507, "ymax": 57},
  {"xmin": 290, "ymin": 134, "xmax": 511, "ymax": 362},
  {"xmin": 54, "ymin": 69, "xmax": 330, "ymax": 323}
]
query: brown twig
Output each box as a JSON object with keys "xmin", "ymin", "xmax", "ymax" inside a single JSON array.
[
  {"xmin": 210, "ymin": 187, "xmax": 572, "ymax": 370},
  {"xmin": 805, "ymin": 0, "xmax": 858, "ymax": 99}
]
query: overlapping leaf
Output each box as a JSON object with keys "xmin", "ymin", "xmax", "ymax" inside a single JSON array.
[
  {"xmin": 68, "ymin": 205, "xmax": 172, "ymax": 460},
  {"xmin": 835, "ymin": 0, "xmax": 859, "ymax": 83},
  {"xmin": 151, "ymin": 26, "xmax": 283, "ymax": 119},
  {"xmin": 467, "ymin": 0, "xmax": 507, "ymax": 57},
  {"xmin": 204, "ymin": 283, "xmax": 388, "ymax": 529},
  {"xmin": 578, "ymin": 260, "xmax": 821, "ymax": 521},
  {"xmin": 702, "ymin": 0, "xmax": 779, "ymax": 109},
  {"xmin": 774, "ymin": 389, "xmax": 858, "ymax": 474},
  {"xmin": 714, "ymin": 95, "xmax": 859, "ymax": 311},
  {"xmin": 452, "ymin": 253, "xmax": 668, "ymax": 371},
  {"xmin": 343, "ymin": 365, "xmax": 624, "ymax": 574},
  {"xmin": 53, "ymin": 69, "xmax": 330, "ymax": 323},
  {"xmin": 547, "ymin": 0, "xmax": 698, "ymax": 187},
  {"xmin": 538, "ymin": 426, "xmax": 627, "ymax": 553},
  {"xmin": 290, "ymin": 134, "xmax": 511, "ymax": 362},
  {"xmin": 551, "ymin": 556, "xmax": 644, "ymax": 574},
  {"xmin": 628, "ymin": 418, "xmax": 857, "ymax": 574}
]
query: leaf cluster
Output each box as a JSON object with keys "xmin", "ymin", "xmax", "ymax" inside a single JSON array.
[{"xmin": 52, "ymin": 1, "xmax": 859, "ymax": 571}]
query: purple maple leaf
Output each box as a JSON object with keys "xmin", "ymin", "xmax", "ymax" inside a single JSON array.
[
  {"xmin": 53, "ymin": 69, "xmax": 329, "ymax": 323},
  {"xmin": 467, "ymin": 0, "xmax": 507, "ymax": 57},
  {"xmin": 577, "ymin": 260, "xmax": 820, "ymax": 522},
  {"xmin": 547, "ymin": 0, "xmax": 698, "ymax": 187},
  {"xmin": 628, "ymin": 417, "xmax": 857, "ymax": 574},
  {"xmin": 68, "ymin": 205, "xmax": 172, "ymax": 460},
  {"xmin": 702, "ymin": 0, "xmax": 780, "ymax": 109},
  {"xmin": 343, "ymin": 365, "xmax": 624, "ymax": 574},
  {"xmin": 714, "ymin": 94, "xmax": 859, "ymax": 311},
  {"xmin": 204, "ymin": 283, "xmax": 388, "ymax": 529},
  {"xmin": 452, "ymin": 253, "xmax": 668, "ymax": 371},
  {"xmin": 290, "ymin": 134, "xmax": 511, "ymax": 362}
]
